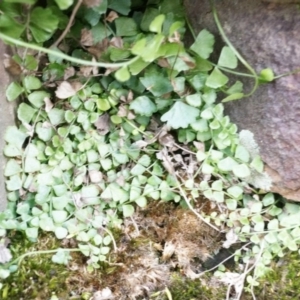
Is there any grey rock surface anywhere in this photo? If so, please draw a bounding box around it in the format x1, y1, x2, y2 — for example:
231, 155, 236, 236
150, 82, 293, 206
0, 41, 16, 211
185, 0, 300, 200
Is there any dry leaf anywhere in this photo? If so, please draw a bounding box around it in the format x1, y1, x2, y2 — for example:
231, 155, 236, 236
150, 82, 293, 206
110, 37, 123, 48
81, 28, 94, 46
93, 287, 114, 300
133, 140, 148, 148
44, 97, 54, 113
104, 67, 118, 76
157, 58, 170, 69
193, 141, 205, 152
0, 239, 12, 264
83, 0, 103, 8
223, 229, 239, 249
158, 128, 175, 148
23, 123, 34, 137
94, 113, 110, 135
106, 11, 119, 23
64, 67, 75, 80
79, 65, 94, 77
55, 81, 77, 99
89, 170, 103, 183
3, 54, 22, 76
156, 148, 175, 175
117, 105, 127, 117
162, 241, 176, 261
88, 39, 109, 59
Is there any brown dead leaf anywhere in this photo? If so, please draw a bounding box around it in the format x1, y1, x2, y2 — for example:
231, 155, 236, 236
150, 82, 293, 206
104, 67, 118, 76
3, 55, 22, 76
117, 105, 127, 117
156, 148, 175, 175
106, 11, 119, 23
64, 67, 75, 80
157, 58, 170, 69
180, 54, 196, 69
44, 97, 54, 113
81, 28, 94, 46
55, 81, 77, 99
87, 39, 109, 59
94, 113, 110, 135
83, 0, 103, 8
79, 65, 94, 77
193, 141, 205, 152
110, 36, 123, 49
158, 128, 175, 148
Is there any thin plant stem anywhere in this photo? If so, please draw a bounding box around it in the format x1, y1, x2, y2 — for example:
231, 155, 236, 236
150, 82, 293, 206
51, 0, 83, 48
210, 1, 259, 97
0, 32, 140, 68
11, 248, 80, 266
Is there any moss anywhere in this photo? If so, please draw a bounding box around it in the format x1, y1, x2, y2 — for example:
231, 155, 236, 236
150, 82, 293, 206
1, 232, 70, 299
250, 252, 300, 300
158, 273, 227, 300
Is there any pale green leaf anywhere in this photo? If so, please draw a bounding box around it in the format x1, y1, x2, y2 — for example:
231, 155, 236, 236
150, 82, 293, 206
235, 145, 250, 163
54, 0, 74, 10
206, 67, 229, 89
123, 204, 134, 217
23, 76, 42, 91
161, 101, 200, 129
28, 91, 50, 108
190, 29, 215, 59
55, 227, 68, 239
223, 93, 244, 103
4, 159, 21, 176
149, 14, 165, 33
218, 46, 238, 69
129, 96, 157, 117
217, 157, 238, 172
39, 217, 55, 231
227, 186, 243, 199
262, 193, 275, 206
115, 67, 131, 82
48, 108, 65, 125
17, 103, 37, 123
185, 93, 202, 107
250, 155, 264, 173
232, 164, 251, 178
52, 210, 68, 223
6, 82, 24, 101
135, 196, 147, 207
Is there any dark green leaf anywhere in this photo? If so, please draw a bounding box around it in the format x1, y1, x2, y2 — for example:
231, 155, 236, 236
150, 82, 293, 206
108, 0, 131, 15
115, 17, 138, 36
140, 67, 173, 96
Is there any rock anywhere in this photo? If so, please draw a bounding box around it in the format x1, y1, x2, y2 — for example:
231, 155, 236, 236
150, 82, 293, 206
185, 0, 300, 201
0, 41, 16, 211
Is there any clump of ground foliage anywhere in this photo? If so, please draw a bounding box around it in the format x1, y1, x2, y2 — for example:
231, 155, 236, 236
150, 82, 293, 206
1, 0, 300, 299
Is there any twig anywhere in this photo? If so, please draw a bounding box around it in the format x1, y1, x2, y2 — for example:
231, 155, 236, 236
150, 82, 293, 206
51, 0, 83, 48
